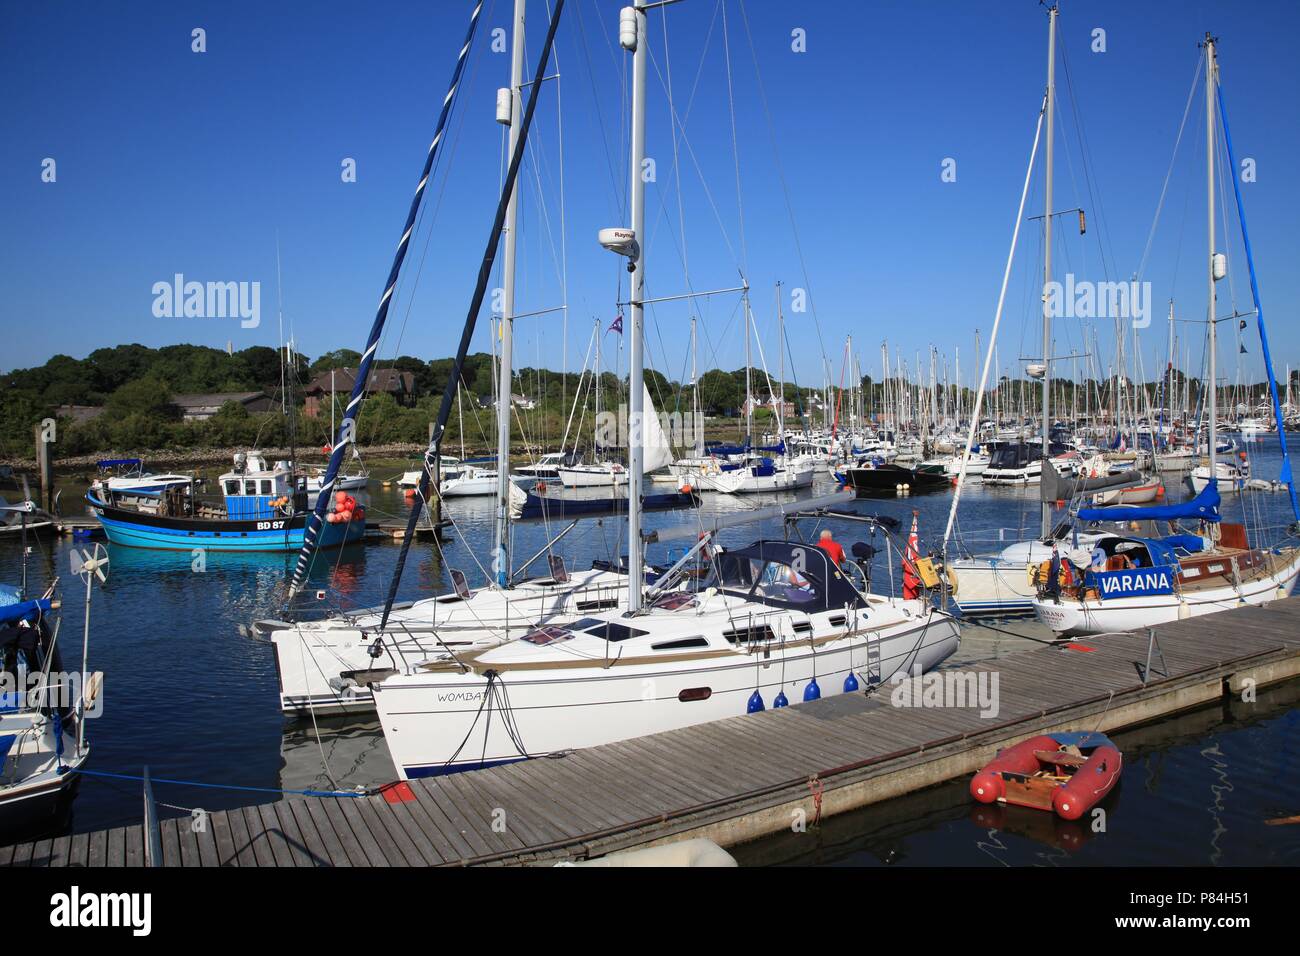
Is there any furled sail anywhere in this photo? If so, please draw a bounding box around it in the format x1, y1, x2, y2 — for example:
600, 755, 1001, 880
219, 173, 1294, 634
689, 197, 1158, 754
1076, 481, 1220, 524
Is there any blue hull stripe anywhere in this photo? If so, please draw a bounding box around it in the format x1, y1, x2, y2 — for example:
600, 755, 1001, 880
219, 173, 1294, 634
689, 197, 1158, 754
404, 757, 528, 779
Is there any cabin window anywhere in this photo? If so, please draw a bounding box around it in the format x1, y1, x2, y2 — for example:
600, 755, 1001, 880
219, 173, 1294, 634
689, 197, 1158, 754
582, 621, 648, 643
521, 625, 573, 646
244, 480, 258, 495
722, 624, 777, 644
653, 637, 709, 651
260, 480, 274, 495
678, 687, 712, 702
224, 480, 240, 495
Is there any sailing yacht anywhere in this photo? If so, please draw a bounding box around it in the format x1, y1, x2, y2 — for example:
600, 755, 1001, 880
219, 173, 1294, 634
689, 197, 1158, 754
1031, 33, 1300, 635
372, 1, 960, 779
374, 538, 960, 778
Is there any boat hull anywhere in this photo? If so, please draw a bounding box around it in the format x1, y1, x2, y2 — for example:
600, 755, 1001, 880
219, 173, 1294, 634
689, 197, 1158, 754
374, 612, 961, 778
89, 499, 365, 552
1033, 549, 1300, 635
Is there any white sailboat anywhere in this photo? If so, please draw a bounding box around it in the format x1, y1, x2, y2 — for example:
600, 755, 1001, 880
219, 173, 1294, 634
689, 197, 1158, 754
1032, 33, 1300, 635
372, 2, 960, 777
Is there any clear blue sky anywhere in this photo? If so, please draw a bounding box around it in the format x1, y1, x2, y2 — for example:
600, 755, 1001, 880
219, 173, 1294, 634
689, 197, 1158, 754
3, 0, 1298, 391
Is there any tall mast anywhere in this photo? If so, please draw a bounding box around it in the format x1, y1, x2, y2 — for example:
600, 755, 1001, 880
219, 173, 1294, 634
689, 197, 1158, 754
1040, 2, 1057, 538
744, 292, 753, 447
493, 0, 527, 587
776, 281, 785, 445
623, 2, 648, 612
691, 315, 702, 455
1205, 33, 1218, 496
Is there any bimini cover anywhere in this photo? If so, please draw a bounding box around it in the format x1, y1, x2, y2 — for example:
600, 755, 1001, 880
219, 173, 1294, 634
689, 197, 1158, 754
1077, 481, 1221, 524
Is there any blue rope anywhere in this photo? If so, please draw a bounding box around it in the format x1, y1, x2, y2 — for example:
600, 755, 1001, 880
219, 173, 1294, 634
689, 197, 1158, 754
66, 766, 363, 799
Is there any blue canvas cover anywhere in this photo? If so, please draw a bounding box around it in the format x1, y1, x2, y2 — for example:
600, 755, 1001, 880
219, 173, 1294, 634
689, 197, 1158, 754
1077, 481, 1220, 524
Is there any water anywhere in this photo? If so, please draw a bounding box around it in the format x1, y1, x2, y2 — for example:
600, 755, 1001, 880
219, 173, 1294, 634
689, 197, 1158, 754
2, 436, 1296, 853
732, 678, 1300, 867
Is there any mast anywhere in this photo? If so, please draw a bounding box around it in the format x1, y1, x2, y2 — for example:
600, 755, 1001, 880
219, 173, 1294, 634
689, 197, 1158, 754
493, 0, 527, 588
691, 316, 702, 455
1205, 33, 1218, 497
744, 291, 753, 447
623, 2, 648, 613
1040, 2, 1057, 538
288, 1, 486, 597
776, 282, 785, 446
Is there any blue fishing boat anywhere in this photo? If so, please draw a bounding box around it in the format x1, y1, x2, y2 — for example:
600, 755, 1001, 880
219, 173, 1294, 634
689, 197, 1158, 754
87, 453, 366, 552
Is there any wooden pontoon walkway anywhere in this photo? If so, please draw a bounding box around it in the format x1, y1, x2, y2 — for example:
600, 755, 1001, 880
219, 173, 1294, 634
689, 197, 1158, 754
6, 598, 1300, 867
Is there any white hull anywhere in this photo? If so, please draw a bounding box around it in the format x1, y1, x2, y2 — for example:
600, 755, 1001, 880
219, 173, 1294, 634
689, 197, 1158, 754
557, 465, 629, 488
697, 465, 815, 495
981, 460, 1043, 485
949, 557, 1037, 615
1089, 481, 1162, 506
267, 567, 630, 714
374, 603, 961, 778
1033, 549, 1300, 635
1189, 463, 1249, 495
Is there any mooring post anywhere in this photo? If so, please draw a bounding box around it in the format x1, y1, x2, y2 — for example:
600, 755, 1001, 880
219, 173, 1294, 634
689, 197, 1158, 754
34, 423, 53, 512
142, 765, 162, 867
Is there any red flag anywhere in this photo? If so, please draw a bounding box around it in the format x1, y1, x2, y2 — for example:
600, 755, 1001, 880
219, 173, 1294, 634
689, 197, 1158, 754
903, 509, 921, 600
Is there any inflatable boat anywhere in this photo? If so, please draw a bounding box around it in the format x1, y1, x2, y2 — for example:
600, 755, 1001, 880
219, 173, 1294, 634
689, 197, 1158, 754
970, 731, 1121, 820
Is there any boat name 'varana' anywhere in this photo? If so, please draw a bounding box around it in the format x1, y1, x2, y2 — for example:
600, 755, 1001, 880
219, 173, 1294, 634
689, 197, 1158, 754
1097, 568, 1175, 598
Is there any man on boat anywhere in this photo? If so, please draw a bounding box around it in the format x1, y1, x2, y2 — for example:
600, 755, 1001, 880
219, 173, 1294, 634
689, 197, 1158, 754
818, 529, 846, 568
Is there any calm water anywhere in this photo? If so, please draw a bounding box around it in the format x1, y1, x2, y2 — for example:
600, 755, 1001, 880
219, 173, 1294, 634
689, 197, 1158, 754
2, 435, 1296, 858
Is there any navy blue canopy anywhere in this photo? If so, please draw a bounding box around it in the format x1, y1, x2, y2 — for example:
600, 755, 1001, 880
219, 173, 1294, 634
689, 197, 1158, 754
1077, 481, 1220, 524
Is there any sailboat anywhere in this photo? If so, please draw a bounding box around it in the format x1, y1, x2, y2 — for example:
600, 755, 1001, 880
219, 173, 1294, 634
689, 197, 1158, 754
268, 0, 655, 715
372, 2, 960, 777
1032, 33, 1300, 636
0, 524, 103, 838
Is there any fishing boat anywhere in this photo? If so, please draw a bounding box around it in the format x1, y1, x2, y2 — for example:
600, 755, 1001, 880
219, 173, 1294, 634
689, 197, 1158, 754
970, 731, 1121, 820
88, 452, 365, 551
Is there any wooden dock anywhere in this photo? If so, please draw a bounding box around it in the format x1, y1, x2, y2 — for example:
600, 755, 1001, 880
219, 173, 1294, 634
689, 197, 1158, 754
6, 598, 1300, 867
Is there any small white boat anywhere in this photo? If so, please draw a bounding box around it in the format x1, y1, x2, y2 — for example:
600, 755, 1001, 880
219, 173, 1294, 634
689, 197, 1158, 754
557, 462, 629, 488
90, 458, 193, 496
1189, 459, 1250, 495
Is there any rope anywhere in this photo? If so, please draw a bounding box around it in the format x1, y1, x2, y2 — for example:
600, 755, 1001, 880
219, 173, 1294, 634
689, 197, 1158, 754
67, 767, 362, 799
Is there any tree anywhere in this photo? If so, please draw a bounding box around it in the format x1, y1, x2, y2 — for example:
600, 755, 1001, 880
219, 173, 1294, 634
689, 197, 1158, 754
310, 349, 362, 374
106, 376, 177, 419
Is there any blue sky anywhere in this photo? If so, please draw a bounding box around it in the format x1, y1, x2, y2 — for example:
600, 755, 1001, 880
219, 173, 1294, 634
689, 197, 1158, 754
3, 0, 1298, 391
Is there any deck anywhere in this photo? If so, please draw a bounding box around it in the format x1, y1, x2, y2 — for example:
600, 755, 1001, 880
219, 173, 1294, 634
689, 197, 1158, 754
5, 597, 1300, 866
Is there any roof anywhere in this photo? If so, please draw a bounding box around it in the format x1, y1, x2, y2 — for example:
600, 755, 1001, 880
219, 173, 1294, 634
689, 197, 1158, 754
172, 391, 266, 408
306, 367, 414, 395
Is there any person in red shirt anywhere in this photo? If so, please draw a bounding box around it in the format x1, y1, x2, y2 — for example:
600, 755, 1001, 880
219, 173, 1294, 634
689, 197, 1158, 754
817, 529, 846, 568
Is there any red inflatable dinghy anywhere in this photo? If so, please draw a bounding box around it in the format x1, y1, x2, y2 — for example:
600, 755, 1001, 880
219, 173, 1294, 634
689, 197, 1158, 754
970, 731, 1121, 820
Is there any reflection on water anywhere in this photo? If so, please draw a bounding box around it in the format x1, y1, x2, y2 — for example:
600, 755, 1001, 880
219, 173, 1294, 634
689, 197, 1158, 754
732, 677, 1300, 867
